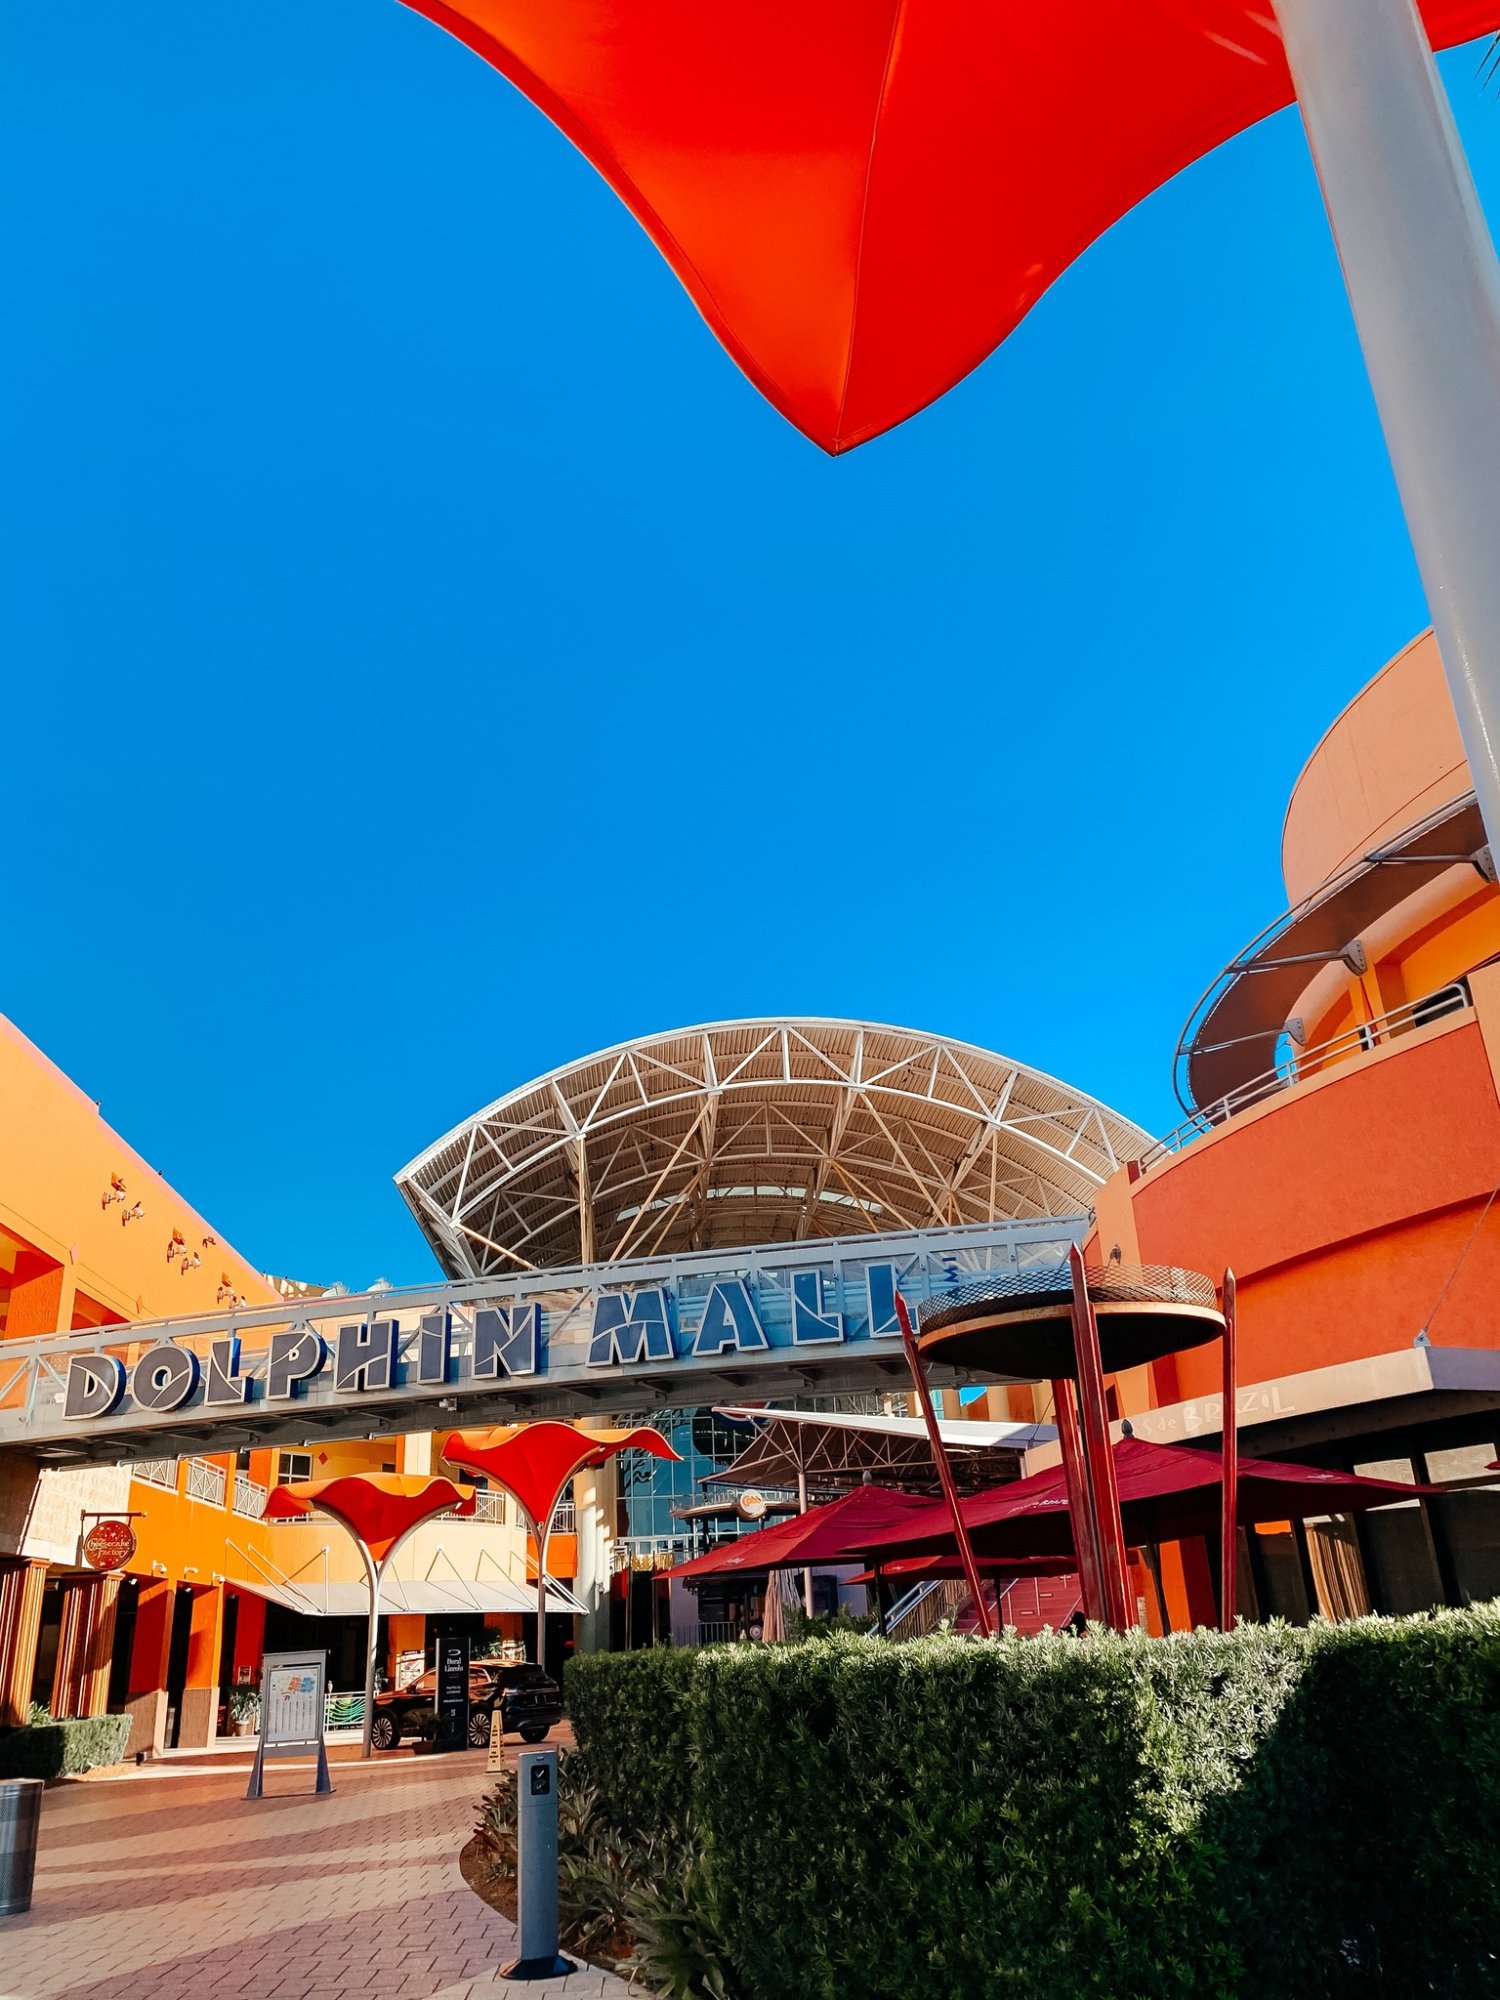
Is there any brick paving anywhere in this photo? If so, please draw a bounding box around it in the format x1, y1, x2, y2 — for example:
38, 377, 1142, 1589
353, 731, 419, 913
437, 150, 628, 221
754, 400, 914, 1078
2, 1737, 631, 2000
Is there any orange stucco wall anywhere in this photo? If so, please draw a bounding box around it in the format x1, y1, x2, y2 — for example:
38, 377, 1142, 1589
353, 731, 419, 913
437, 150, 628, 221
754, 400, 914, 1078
1127, 1001, 1500, 1402
0, 1015, 276, 1333
1281, 630, 1469, 902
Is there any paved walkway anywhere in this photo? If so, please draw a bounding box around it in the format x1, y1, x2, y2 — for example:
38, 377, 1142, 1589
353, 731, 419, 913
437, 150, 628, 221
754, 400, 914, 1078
3, 1739, 632, 2000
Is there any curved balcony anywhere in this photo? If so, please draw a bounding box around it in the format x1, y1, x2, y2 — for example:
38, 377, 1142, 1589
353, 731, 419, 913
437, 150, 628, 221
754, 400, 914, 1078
916, 1262, 1222, 1381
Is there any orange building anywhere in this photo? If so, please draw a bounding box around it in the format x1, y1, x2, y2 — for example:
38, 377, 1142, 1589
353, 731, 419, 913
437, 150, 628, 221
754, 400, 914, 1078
0, 1022, 574, 1750
1070, 630, 1500, 1630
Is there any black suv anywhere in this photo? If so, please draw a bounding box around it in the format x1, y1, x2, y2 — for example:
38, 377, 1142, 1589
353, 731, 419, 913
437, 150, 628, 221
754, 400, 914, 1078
369, 1661, 563, 1751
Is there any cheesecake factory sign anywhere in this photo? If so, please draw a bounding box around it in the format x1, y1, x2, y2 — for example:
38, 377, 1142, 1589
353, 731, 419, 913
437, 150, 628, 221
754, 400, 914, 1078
3, 1219, 1081, 1457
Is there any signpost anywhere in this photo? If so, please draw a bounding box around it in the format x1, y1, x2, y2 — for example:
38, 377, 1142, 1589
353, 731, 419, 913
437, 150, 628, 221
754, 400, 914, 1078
246, 1648, 332, 1800
434, 1634, 469, 1754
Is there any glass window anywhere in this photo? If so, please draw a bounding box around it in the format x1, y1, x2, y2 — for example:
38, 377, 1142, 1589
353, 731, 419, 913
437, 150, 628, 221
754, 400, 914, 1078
276, 1450, 313, 1485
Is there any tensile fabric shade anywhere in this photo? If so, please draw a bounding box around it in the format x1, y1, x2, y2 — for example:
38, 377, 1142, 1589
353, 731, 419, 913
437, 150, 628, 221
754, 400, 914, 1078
261, 1472, 475, 1563
441, 1420, 679, 1531
669, 1484, 937, 1579
401, 1, 1500, 453
850, 1437, 1434, 1564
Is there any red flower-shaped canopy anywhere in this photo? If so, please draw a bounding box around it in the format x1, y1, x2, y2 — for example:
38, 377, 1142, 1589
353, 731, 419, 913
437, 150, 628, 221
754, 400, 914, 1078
403, 1, 1500, 453
262, 1472, 475, 1563
441, 1421, 680, 1530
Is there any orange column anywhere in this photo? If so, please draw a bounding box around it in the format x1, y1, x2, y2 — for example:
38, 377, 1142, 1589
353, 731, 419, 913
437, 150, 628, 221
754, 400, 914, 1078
230, 1590, 265, 1685
0, 1557, 48, 1728
178, 1587, 224, 1747
125, 1578, 175, 1757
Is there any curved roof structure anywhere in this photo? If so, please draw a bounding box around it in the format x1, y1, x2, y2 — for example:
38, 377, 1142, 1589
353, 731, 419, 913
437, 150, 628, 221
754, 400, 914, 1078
396, 1019, 1148, 1278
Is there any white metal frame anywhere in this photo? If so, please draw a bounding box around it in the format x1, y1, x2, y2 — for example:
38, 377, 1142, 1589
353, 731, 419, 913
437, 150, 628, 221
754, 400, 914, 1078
395, 1018, 1148, 1278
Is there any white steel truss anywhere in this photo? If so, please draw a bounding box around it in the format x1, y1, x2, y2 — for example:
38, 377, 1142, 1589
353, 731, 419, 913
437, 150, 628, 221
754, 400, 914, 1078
395, 1019, 1148, 1278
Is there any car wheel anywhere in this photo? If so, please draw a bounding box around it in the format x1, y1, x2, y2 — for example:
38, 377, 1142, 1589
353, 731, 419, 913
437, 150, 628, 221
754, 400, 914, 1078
467, 1709, 492, 1749
369, 1711, 400, 1751
519, 1725, 549, 1743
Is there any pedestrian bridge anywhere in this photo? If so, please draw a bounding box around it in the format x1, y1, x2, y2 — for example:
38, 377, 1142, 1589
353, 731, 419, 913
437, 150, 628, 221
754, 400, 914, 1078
0, 1217, 1083, 1466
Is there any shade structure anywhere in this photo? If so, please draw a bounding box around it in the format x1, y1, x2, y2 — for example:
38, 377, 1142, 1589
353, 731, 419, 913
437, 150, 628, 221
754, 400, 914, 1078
850, 1437, 1435, 1566
440, 1421, 680, 1532
261, 1472, 477, 1756
668, 1484, 938, 1580
401, 1, 1500, 454
260, 1472, 476, 1562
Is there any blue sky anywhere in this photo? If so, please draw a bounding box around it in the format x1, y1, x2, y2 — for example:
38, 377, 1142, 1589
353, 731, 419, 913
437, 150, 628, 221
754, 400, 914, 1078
4, 6, 1499, 1287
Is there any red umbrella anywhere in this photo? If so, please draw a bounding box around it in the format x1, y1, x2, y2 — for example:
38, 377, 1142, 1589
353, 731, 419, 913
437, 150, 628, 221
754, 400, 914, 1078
400, 1, 1500, 454
669, 1484, 935, 1579
843, 1553, 1076, 1587
849, 1436, 1434, 1566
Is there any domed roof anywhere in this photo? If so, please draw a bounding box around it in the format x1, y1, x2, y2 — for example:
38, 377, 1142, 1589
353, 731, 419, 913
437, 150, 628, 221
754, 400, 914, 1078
395, 1018, 1147, 1278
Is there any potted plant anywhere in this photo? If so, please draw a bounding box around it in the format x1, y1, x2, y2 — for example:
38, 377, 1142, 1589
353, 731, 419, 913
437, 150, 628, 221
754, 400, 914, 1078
228, 1687, 260, 1737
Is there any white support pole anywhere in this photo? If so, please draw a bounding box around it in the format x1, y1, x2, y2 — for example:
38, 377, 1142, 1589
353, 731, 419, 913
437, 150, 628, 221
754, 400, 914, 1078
1273, 0, 1500, 848
358, 1540, 380, 1760
532, 1503, 552, 1666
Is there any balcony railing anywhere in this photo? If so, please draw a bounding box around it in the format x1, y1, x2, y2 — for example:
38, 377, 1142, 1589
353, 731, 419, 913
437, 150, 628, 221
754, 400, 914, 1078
233, 1473, 267, 1518
1139, 981, 1471, 1171
128, 1458, 177, 1491
550, 1502, 576, 1534
184, 1457, 227, 1506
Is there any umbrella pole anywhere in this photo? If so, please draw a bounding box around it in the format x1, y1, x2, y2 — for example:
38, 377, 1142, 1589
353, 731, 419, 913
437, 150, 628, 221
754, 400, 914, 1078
1068, 1245, 1132, 1632
1273, 0, 1500, 854
1051, 1375, 1105, 1625
1220, 1270, 1240, 1633
873, 1562, 892, 1639
892, 1289, 994, 1638
796, 1466, 814, 1620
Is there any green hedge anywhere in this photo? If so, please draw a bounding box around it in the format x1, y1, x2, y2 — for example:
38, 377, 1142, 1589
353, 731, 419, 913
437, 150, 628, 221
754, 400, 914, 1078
569, 1608, 1500, 2000
0, 1713, 133, 1782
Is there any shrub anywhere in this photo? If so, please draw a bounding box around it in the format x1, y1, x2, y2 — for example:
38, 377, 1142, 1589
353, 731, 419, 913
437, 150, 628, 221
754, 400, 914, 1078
0, 1713, 132, 1781
565, 1645, 699, 1838
568, 1607, 1500, 2000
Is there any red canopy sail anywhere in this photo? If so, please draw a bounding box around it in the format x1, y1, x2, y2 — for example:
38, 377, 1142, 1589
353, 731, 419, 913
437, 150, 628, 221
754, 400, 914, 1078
402, 1, 1500, 452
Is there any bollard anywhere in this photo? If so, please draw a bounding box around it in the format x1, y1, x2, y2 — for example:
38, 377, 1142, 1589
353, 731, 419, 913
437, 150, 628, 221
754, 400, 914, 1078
502, 1748, 575, 1981
0, 1779, 43, 1918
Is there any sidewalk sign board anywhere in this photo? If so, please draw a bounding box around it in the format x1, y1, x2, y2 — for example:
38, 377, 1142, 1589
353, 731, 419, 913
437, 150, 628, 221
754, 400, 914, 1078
435, 1634, 469, 1753
246, 1648, 332, 1799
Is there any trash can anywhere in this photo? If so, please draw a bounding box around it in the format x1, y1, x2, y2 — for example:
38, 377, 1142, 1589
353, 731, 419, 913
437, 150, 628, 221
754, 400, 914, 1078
0, 1778, 43, 1917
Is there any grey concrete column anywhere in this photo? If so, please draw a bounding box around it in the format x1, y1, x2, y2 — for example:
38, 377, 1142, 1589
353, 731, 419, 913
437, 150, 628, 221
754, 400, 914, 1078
1274, 0, 1500, 846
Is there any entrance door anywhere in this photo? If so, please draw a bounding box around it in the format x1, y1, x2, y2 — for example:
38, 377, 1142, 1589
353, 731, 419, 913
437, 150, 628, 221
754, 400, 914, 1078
164, 1587, 194, 1749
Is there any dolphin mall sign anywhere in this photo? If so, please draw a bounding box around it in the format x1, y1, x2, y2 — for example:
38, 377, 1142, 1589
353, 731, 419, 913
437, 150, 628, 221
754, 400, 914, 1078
0, 1219, 1084, 1465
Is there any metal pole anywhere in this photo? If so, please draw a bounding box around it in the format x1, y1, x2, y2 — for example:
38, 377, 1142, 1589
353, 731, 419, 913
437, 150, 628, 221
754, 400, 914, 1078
1273, 0, 1500, 849
531, 1503, 552, 1668
892, 1289, 994, 1639
795, 1464, 814, 1620
358, 1539, 380, 1760
1220, 1270, 1240, 1634
1051, 1375, 1105, 1624
1067, 1246, 1132, 1632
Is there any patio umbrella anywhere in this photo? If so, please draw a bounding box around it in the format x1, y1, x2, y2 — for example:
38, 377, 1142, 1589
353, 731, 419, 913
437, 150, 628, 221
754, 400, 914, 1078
849, 1436, 1436, 1569
668, 1484, 937, 1580
442, 1422, 679, 1660
262, 1472, 476, 1757
399, 1, 1500, 455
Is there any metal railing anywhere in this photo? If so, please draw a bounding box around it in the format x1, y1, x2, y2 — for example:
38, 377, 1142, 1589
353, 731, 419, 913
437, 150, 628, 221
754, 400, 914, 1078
128, 1458, 178, 1490
696, 1621, 741, 1646
919, 1261, 1218, 1335
184, 1457, 227, 1506
550, 1502, 576, 1534
883, 1577, 968, 1641
1140, 980, 1471, 1171
232, 1473, 266, 1517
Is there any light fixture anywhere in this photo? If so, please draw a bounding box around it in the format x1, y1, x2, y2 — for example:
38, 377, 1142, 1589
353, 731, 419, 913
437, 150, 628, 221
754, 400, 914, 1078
121, 1202, 145, 1226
